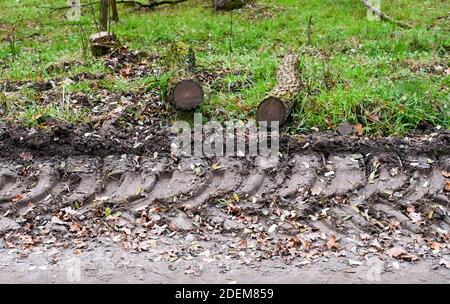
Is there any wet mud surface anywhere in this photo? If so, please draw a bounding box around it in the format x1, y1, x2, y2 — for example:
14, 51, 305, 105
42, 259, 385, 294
1, 126, 450, 283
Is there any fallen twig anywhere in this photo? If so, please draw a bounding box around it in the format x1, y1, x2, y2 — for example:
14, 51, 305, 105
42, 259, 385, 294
361, 0, 411, 28
39, 0, 188, 11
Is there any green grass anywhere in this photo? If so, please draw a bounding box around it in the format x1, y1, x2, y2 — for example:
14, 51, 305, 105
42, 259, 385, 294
0, 0, 449, 134
20, 102, 89, 127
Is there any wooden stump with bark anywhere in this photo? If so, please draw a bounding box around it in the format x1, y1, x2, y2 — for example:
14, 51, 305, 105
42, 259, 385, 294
256, 53, 301, 126
213, 0, 252, 11
90, 31, 118, 57
167, 46, 204, 110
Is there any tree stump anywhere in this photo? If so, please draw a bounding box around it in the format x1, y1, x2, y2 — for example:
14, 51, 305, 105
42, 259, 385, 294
256, 53, 301, 126
213, 0, 251, 11
167, 46, 204, 110
171, 79, 204, 110
90, 32, 117, 57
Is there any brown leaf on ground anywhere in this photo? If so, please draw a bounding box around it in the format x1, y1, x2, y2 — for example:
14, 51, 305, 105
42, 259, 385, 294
12, 193, 25, 202
445, 181, 450, 192
386, 246, 405, 258
238, 239, 247, 248
19, 152, 33, 161
5, 242, 16, 248
366, 112, 380, 122
326, 234, 338, 250
354, 123, 364, 136
386, 247, 417, 261
430, 242, 441, 250
407, 205, 415, 214
299, 237, 312, 251
442, 170, 450, 178
400, 253, 418, 261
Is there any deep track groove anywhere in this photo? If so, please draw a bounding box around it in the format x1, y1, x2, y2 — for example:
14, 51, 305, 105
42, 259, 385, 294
0, 131, 448, 247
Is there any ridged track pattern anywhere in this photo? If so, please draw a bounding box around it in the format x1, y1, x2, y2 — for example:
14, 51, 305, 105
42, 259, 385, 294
0, 153, 449, 236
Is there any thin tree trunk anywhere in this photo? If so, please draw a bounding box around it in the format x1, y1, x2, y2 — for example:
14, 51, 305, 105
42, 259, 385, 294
100, 0, 109, 31
110, 0, 119, 22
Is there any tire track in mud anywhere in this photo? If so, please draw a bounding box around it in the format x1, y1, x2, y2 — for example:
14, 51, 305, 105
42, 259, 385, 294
0, 128, 449, 251
1, 148, 449, 241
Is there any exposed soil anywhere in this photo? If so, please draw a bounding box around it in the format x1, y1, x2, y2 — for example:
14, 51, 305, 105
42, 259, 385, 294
1, 125, 449, 283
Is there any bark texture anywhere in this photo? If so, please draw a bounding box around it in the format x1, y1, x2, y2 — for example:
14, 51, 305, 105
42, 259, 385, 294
110, 0, 119, 21
256, 53, 301, 126
100, 0, 109, 31
90, 31, 117, 57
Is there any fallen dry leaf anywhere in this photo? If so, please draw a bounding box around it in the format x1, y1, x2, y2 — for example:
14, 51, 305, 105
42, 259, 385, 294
19, 151, 33, 161
407, 205, 415, 214
238, 239, 247, 248
445, 181, 450, 192
354, 123, 364, 136
430, 242, 441, 250
211, 163, 222, 171
326, 234, 338, 250
386, 247, 417, 261
442, 170, 450, 178
233, 192, 240, 202
386, 247, 406, 258
299, 237, 311, 251
5, 241, 16, 248
366, 112, 380, 122
12, 193, 25, 202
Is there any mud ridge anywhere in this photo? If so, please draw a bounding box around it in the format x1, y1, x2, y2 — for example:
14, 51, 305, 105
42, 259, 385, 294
0, 131, 448, 233
0, 127, 449, 270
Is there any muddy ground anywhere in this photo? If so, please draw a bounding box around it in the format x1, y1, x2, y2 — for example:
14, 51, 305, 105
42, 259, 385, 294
0, 123, 449, 283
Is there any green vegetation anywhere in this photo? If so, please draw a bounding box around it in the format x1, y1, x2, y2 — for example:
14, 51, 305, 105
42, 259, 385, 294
0, 0, 448, 134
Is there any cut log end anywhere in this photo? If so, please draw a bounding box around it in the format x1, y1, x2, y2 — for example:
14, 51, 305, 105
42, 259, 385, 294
256, 52, 301, 126
256, 97, 288, 126
173, 80, 204, 110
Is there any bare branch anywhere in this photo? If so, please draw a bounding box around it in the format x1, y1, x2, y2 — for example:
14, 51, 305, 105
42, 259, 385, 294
361, 0, 411, 28
39, 0, 188, 11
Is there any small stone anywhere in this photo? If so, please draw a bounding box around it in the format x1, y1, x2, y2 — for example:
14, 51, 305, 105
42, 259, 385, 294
171, 213, 193, 231
50, 224, 69, 236
337, 121, 354, 136
324, 171, 335, 177
268, 224, 277, 234
392, 261, 400, 270
0, 217, 20, 234
223, 219, 244, 231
